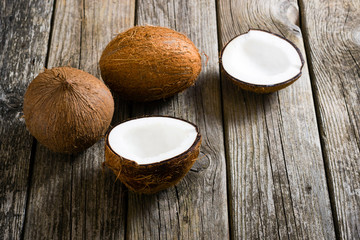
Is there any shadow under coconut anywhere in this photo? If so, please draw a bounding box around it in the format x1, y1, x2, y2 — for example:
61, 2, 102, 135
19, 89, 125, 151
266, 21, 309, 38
25, 143, 128, 238
110, 91, 132, 126
130, 94, 180, 116
69, 143, 128, 238
24, 144, 73, 237
221, 73, 280, 118
126, 166, 206, 235
189, 150, 210, 173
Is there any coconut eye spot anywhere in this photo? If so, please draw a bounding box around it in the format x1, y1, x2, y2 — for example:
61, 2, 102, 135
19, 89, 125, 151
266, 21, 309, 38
108, 117, 198, 165
221, 30, 303, 85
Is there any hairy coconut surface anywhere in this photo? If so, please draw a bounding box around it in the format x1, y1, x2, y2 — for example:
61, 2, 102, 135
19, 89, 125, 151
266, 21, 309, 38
104, 116, 201, 194
23, 67, 114, 154
99, 26, 202, 101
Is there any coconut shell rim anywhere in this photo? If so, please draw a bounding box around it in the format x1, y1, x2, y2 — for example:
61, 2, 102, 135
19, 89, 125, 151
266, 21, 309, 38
105, 115, 201, 167
219, 28, 305, 90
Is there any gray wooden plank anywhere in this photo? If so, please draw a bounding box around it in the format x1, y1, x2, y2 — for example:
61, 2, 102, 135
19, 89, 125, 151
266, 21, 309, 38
23, 0, 135, 239
0, 1, 55, 239
299, 0, 360, 239
217, 0, 335, 239
126, 0, 229, 239
71, 0, 134, 239
23, 1, 81, 239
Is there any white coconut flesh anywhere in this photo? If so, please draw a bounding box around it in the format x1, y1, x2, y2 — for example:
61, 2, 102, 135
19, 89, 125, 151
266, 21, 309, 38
108, 117, 198, 165
221, 30, 303, 85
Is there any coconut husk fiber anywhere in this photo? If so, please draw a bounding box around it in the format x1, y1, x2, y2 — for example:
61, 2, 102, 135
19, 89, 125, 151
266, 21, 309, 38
99, 26, 202, 102
104, 132, 202, 194
23, 67, 114, 154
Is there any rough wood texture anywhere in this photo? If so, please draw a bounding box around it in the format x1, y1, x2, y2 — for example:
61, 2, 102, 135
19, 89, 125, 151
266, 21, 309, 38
71, 1, 133, 238
300, 0, 360, 239
23, 0, 135, 239
217, 0, 335, 239
2, 0, 359, 239
126, 0, 229, 239
0, 1, 54, 239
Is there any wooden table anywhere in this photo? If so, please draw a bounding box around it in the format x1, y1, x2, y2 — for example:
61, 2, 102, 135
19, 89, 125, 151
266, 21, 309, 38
1, 0, 359, 239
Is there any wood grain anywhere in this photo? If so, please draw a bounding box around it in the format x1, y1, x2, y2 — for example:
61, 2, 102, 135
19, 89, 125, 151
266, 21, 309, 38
2, 0, 357, 239
126, 0, 229, 239
23, 0, 135, 239
0, 1, 54, 239
71, 1, 134, 239
217, 0, 335, 239
300, 0, 360, 239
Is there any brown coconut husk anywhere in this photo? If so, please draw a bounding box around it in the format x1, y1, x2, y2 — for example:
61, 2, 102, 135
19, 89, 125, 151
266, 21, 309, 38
220, 68, 302, 93
23, 67, 114, 154
104, 120, 202, 194
99, 26, 202, 102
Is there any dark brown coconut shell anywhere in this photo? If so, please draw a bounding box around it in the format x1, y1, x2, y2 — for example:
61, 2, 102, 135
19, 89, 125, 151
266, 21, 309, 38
220, 29, 304, 93
23, 67, 114, 154
99, 26, 202, 101
104, 117, 202, 194
221, 70, 303, 93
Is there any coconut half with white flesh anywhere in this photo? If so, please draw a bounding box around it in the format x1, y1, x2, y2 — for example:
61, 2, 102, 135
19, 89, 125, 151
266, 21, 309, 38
220, 29, 304, 93
104, 116, 201, 194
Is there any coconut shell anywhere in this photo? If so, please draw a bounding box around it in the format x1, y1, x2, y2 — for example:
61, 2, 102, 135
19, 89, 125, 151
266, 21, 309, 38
104, 124, 201, 194
99, 26, 202, 102
221, 67, 303, 93
220, 29, 304, 93
23, 67, 114, 154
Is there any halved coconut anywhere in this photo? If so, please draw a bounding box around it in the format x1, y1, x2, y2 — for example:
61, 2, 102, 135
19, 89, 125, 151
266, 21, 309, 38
220, 29, 304, 93
104, 116, 201, 194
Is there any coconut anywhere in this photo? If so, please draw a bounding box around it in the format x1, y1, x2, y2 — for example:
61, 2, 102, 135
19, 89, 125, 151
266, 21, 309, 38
23, 67, 114, 154
99, 26, 202, 101
220, 29, 304, 93
104, 116, 201, 194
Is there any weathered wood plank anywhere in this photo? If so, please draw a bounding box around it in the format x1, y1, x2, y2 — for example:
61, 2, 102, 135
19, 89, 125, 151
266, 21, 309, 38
299, 0, 360, 239
127, 0, 229, 239
23, 1, 81, 239
23, 0, 135, 239
217, 0, 335, 239
0, 1, 54, 239
71, 1, 134, 239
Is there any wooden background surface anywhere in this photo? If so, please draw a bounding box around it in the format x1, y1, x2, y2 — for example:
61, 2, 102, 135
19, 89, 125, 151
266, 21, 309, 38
1, 0, 359, 239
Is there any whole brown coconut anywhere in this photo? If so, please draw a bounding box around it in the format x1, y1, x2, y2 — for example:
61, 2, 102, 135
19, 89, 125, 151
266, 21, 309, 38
104, 116, 201, 194
99, 26, 202, 102
23, 67, 114, 154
